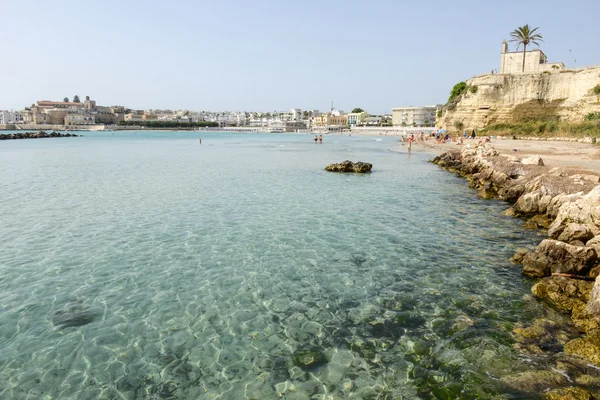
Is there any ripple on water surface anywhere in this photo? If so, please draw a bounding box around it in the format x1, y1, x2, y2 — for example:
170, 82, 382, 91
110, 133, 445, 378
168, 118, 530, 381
0, 132, 579, 399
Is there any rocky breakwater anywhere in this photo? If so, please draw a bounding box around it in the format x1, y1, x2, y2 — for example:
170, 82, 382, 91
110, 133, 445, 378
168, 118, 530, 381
433, 144, 600, 398
0, 130, 80, 140
325, 160, 372, 173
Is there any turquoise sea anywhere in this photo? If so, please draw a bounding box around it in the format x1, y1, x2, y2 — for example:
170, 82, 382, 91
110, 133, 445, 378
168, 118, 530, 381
0, 131, 571, 399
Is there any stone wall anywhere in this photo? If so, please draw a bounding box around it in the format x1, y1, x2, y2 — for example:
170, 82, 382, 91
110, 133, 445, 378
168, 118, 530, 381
439, 67, 600, 131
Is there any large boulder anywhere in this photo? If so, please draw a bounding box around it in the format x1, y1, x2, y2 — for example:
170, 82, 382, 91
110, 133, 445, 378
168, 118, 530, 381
531, 276, 593, 313
557, 223, 594, 244
549, 186, 600, 238
522, 239, 597, 277
325, 160, 372, 173
521, 155, 545, 166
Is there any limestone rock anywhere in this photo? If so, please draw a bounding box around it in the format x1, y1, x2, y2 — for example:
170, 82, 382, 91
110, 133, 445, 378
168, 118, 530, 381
588, 276, 600, 316
502, 154, 520, 163
586, 236, 600, 255
557, 223, 594, 244
511, 318, 571, 354
583, 175, 600, 184
564, 332, 600, 365
511, 248, 529, 264
549, 186, 600, 238
531, 276, 593, 313
545, 387, 594, 400
521, 155, 545, 166
549, 167, 568, 177
325, 160, 372, 173
502, 369, 568, 393
522, 239, 597, 277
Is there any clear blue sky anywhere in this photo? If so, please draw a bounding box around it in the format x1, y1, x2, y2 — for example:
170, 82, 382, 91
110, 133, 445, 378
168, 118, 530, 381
1, 0, 598, 114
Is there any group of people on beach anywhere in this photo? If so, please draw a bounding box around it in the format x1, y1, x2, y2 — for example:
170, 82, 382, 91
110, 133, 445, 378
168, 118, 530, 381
401, 129, 493, 153
313, 134, 323, 143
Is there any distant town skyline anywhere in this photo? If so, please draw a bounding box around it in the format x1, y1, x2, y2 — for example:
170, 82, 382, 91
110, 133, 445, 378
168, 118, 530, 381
1, 0, 599, 113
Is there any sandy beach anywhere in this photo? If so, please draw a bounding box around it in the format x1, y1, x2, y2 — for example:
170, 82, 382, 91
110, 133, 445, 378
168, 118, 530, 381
391, 137, 600, 174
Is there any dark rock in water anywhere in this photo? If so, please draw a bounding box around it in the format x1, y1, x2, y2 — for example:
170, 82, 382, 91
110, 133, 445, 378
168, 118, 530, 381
51, 304, 96, 328
325, 160, 372, 173
150, 381, 178, 399
292, 347, 328, 369
0, 131, 80, 141
350, 253, 367, 266
270, 356, 290, 383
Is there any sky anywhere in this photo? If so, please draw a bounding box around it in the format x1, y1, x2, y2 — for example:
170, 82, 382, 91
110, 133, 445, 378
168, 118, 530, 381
1, 0, 599, 114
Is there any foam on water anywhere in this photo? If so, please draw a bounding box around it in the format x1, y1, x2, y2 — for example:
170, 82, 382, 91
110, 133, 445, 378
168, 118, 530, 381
0, 132, 577, 398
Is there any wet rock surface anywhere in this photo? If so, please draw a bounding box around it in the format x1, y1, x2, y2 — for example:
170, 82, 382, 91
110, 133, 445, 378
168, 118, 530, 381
0, 130, 80, 140
433, 143, 600, 391
324, 160, 372, 173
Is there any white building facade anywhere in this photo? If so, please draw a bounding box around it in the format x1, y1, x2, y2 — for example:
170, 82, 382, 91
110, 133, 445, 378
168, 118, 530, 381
0, 110, 23, 124
392, 106, 439, 127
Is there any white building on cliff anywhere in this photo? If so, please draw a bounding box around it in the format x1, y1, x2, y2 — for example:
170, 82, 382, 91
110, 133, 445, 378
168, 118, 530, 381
500, 40, 565, 74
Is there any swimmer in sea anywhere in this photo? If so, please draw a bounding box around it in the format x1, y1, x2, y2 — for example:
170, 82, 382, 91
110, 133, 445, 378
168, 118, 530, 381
314, 135, 318, 143
319, 134, 323, 143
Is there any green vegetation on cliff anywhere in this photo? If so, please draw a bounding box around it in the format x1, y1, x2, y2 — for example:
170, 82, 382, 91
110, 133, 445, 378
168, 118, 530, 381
118, 121, 219, 128
481, 120, 600, 137
447, 82, 467, 104
585, 112, 600, 121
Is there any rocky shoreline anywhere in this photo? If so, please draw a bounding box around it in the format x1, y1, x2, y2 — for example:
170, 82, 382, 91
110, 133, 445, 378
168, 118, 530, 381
433, 144, 600, 398
0, 131, 80, 140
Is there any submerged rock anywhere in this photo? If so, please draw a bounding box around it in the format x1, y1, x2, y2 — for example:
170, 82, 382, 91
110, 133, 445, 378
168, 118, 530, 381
270, 356, 290, 383
291, 347, 328, 369
51, 304, 97, 328
545, 387, 595, 400
531, 276, 593, 314
325, 160, 372, 173
502, 369, 569, 393
511, 318, 573, 354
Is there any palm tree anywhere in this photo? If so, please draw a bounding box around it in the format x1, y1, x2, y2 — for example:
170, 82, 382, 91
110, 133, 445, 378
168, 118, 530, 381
509, 25, 543, 72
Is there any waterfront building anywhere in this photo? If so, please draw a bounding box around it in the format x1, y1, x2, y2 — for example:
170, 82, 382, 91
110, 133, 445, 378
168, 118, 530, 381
347, 112, 369, 126
36, 100, 82, 110
65, 113, 95, 126
365, 116, 382, 126
392, 106, 439, 127
45, 109, 70, 125
500, 40, 564, 74
124, 112, 144, 122
314, 113, 348, 131
0, 110, 23, 124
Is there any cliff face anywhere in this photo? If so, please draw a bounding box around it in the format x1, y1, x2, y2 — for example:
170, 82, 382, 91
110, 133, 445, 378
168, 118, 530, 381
439, 67, 600, 130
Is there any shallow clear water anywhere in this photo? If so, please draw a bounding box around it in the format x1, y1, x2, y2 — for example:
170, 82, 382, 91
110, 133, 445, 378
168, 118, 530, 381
0, 131, 553, 399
